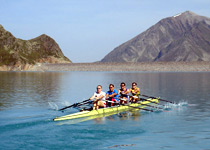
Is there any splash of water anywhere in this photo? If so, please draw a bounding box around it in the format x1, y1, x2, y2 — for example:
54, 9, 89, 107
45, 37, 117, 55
48, 102, 58, 110
177, 101, 188, 106
165, 101, 188, 108
152, 100, 188, 112
61, 101, 71, 107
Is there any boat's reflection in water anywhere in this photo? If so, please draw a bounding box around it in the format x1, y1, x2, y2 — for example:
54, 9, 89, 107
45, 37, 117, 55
117, 110, 141, 121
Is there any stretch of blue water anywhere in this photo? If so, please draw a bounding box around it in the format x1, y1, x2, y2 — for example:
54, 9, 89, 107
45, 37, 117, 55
0, 72, 210, 150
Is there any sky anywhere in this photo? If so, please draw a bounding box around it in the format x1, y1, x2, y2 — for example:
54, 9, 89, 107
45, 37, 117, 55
0, 0, 210, 63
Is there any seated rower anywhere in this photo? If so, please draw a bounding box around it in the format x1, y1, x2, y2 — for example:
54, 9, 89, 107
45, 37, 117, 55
130, 82, 140, 103
89, 85, 106, 110
105, 84, 119, 107
118, 82, 130, 104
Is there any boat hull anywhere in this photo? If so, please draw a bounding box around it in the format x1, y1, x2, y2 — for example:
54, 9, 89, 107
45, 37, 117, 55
53, 98, 158, 121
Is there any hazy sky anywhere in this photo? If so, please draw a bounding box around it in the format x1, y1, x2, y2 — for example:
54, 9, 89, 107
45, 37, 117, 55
0, 0, 210, 62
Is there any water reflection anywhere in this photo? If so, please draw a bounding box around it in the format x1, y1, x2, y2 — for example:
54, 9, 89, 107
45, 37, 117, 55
0, 72, 210, 114
0, 72, 65, 109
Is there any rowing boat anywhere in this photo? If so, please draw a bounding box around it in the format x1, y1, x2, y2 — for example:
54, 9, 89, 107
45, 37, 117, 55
54, 98, 159, 121
53, 98, 159, 121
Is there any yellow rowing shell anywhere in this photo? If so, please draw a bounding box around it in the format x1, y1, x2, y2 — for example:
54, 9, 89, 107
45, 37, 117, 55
53, 98, 159, 121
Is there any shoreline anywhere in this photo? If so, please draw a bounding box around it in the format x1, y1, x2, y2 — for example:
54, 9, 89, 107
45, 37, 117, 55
1, 62, 210, 72
27, 62, 210, 72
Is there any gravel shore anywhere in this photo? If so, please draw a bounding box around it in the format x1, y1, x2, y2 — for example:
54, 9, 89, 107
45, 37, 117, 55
33, 62, 210, 72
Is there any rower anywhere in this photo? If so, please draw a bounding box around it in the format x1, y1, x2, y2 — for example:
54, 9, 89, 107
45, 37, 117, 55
118, 82, 130, 104
130, 82, 140, 103
89, 85, 106, 110
105, 84, 119, 107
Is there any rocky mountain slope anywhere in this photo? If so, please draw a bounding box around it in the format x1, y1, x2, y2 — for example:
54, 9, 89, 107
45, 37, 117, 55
101, 11, 210, 62
0, 24, 71, 67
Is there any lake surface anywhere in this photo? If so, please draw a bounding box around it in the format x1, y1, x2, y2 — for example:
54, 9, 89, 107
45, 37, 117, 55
0, 71, 210, 150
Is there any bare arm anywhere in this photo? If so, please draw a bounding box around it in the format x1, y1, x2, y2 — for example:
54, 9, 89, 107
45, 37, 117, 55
134, 88, 140, 94
111, 92, 117, 97
130, 88, 139, 95
106, 92, 117, 98
130, 88, 134, 94
124, 89, 130, 95
89, 93, 96, 100
136, 88, 140, 93
96, 94, 104, 100
105, 93, 109, 99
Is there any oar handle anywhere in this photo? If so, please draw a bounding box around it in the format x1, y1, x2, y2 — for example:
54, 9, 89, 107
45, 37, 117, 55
105, 98, 120, 104
114, 97, 128, 101
129, 95, 139, 99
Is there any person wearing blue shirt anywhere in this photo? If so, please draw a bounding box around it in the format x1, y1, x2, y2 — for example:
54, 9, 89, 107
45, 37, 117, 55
106, 84, 119, 107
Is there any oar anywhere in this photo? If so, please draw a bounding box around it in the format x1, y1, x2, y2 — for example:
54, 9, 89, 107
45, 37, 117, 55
138, 102, 163, 109
59, 99, 91, 111
128, 95, 164, 109
130, 95, 158, 105
74, 101, 93, 108
104, 97, 153, 112
121, 103, 153, 112
140, 94, 175, 104
140, 97, 166, 107
128, 96, 162, 110
130, 96, 168, 109
115, 97, 153, 112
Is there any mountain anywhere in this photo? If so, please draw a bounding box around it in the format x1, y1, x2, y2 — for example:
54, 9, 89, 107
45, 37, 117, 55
101, 11, 210, 62
0, 24, 71, 67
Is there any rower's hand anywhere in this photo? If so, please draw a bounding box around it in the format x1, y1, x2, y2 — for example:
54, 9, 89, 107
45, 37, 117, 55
73, 103, 78, 107
89, 100, 93, 103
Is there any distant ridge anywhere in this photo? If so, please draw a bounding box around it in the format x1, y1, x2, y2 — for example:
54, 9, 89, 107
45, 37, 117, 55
0, 24, 71, 67
101, 11, 210, 62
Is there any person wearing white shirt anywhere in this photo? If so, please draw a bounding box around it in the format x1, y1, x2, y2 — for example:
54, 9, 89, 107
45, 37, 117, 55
89, 85, 106, 110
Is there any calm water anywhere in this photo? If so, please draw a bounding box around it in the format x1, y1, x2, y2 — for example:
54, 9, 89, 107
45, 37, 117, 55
0, 71, 210, 150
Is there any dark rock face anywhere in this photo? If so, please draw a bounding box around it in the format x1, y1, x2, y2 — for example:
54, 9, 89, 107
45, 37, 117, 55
0, 25, 71, 66
101, 11, 210, 62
